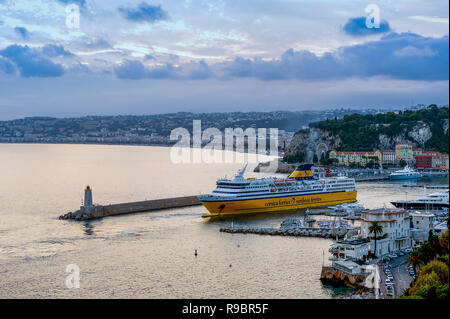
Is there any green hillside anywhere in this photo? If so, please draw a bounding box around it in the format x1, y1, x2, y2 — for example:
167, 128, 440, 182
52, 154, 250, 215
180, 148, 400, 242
309, 105, 449, 153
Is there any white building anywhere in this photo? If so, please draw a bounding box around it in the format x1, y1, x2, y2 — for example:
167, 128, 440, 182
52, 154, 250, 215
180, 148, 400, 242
360, 208, 412, 256
410, 228, 429, 244
329, 239, 372, 261
382, 150, 395, 164
410, 211, 434, 233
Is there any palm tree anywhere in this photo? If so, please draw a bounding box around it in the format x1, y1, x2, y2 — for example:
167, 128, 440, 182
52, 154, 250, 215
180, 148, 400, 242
368, 221, 383, 258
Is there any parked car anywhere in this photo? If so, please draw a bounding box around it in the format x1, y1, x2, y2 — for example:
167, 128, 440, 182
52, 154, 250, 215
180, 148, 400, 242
397, 252, 405, 256
404, 248, 412, 253
385, 279, 391, 285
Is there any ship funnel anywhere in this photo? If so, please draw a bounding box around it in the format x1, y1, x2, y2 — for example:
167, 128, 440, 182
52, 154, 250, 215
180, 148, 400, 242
289, 164, 314, 180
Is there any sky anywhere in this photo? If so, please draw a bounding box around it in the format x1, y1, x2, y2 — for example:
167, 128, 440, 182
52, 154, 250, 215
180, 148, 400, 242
0, 0, 448, 120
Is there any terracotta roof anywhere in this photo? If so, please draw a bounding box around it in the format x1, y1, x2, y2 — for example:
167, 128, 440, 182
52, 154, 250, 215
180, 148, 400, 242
360, 219, 395, 223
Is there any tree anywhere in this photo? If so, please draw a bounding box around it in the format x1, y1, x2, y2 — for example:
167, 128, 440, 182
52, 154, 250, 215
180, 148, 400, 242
409, 250, 420, 268
313, 154, 318, 163
440, 231, 449, 255
399, 159, 407, 167
368, 221, 383, 258
420, 259, 449, 285
409, 272, 441, 295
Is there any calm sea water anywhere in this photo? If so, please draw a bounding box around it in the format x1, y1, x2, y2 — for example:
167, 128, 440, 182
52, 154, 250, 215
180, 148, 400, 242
0, 144, 447, 298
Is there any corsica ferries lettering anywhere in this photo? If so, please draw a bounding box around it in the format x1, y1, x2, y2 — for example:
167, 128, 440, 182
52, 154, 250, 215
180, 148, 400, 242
264, 196, 323, 207
198, 164, 357, 217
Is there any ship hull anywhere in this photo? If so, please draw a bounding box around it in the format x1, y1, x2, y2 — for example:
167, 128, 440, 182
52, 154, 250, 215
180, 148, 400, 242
200, 191, 357, 217
390, 201, 448, 210
390, 174, 422, 180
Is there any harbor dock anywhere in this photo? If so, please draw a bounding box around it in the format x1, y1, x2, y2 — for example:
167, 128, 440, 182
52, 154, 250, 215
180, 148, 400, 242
59, 186, 201, 221
220, 226, 345, 238
219, 216, 354, 238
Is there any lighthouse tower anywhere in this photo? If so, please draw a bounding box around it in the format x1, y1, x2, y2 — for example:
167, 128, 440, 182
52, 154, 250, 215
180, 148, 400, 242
83, 185, 93, 208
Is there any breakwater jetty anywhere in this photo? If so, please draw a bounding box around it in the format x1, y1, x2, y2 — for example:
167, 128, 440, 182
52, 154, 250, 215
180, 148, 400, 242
59, 186, 201, 221
220, 226, 343, 238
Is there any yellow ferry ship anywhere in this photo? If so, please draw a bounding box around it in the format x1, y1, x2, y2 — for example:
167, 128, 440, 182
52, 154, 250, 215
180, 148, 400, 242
199, 164, 357, 217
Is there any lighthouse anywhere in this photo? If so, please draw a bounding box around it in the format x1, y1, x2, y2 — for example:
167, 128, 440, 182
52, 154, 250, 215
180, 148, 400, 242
83, 185, 93, 208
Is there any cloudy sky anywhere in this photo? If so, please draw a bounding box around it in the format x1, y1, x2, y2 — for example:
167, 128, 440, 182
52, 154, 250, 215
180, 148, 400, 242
0, 0, 448, 119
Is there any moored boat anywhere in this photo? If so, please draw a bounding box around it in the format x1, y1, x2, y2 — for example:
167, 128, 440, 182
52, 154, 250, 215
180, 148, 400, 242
389, 165, 422, 180
391, 190, 449, 210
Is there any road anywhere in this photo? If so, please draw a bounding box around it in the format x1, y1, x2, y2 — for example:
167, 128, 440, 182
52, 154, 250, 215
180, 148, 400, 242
377, 255, 414, 298
393, 260, 414, 296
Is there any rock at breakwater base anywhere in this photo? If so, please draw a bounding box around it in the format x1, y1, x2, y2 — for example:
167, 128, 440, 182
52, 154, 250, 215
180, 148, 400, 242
320, 266, 373, 291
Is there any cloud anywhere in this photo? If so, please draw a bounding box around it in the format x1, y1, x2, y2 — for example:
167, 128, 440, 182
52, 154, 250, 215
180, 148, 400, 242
114, 59, 212, 80
113, 32, 447, 82
14, 27, 29, 40
56, 0, 86, 8
114, 60, 149, 79
144, 54, 156, 60
219, 32, 448, 81
0, 45, 66, 77
409, 16, 449, 24
118, 2, 169, 23
83, 38, 111, 49
41, 44, 73, 57
0, 56, 16, 75
343, 16, 391, 36
394, 45, 437, 57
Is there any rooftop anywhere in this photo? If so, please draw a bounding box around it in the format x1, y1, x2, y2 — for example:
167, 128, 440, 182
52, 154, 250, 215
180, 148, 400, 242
361, 208, 407, 215
336, 239, 369, 245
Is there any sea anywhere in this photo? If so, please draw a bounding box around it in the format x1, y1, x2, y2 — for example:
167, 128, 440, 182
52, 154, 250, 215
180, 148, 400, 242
0, 144, 447, 298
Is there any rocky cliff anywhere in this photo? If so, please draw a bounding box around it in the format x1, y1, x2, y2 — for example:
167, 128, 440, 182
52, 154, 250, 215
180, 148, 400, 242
284, 106, 449, 163
285, 128, 342, 163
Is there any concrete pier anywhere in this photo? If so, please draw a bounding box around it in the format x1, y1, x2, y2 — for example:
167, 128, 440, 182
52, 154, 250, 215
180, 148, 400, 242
219, 225, 348, 239
59, 186, 202, 220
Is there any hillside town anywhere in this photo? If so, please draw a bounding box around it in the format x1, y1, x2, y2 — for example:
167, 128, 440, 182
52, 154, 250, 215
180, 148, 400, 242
0, 106, 433, 148
329, 142, 449, 170
0, 109, 367, 146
